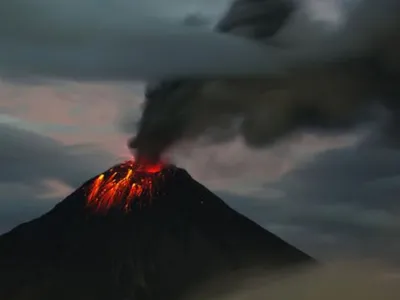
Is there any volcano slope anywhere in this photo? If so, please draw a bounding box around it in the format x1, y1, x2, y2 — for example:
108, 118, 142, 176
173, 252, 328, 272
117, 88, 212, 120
0, 163, 314, 300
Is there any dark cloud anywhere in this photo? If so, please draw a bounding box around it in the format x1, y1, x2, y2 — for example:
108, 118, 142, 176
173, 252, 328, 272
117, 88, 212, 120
0, 182, 59, 233
182, 14, 211, 27
0, 0, 283, 81
0, 123, 115, 233
0, 123, 115, 186
221, 138, 400, 262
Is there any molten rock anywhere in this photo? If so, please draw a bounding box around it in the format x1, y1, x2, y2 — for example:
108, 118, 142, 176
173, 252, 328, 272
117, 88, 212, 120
86, 159, 166, 213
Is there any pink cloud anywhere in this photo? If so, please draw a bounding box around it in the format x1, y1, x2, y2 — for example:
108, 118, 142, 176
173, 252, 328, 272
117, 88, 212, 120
0, 81, 144, 158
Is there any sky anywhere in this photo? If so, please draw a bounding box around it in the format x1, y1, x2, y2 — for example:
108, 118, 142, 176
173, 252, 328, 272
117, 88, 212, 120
1, 0, 400, 264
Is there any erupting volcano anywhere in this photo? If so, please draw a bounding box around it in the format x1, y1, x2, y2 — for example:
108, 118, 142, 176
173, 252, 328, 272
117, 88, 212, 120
86, 159, 166, 212
0, 162, 314, 300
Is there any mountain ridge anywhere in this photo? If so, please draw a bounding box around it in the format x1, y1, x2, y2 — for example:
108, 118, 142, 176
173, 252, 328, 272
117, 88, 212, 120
0, 164, 314, 300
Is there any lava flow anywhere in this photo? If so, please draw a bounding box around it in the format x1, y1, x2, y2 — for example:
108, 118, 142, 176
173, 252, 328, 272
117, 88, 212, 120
86, 159, 165, 212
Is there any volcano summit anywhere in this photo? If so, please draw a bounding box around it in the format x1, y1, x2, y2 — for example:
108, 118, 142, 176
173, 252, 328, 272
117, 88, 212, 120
85, 159, 167, 213
0, 161, 314, 300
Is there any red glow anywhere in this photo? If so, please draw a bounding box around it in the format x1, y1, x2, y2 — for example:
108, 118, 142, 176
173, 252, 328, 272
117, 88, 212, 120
86, 159, 165, 212
136, 161, 164, 174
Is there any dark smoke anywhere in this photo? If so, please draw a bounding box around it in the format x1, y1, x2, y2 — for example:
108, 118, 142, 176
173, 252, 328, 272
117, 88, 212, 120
131, 0, 400, 162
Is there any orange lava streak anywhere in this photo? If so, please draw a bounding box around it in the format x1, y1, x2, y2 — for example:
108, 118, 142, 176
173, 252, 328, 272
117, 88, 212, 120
88, 174, 104, 201
86, 159, 165, 212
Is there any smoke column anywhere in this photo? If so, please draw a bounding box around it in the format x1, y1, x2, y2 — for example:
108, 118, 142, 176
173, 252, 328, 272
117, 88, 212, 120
130, 0, 400, 162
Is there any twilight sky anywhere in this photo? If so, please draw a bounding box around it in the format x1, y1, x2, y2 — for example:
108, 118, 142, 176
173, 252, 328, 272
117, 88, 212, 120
1, 0, 399, 264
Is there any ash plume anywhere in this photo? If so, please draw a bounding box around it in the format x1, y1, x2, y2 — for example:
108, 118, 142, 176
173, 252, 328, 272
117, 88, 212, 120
130, 0, 400, 161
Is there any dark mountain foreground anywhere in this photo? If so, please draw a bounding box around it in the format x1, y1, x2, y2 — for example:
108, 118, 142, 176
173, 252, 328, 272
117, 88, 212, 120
0, 164, 314, 300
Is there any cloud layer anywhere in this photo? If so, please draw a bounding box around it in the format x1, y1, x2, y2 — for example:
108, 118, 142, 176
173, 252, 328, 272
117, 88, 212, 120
0, 0, 287, 81
223, 136, 400, 262
187, 262, 400, 300
0, 121, 115, 232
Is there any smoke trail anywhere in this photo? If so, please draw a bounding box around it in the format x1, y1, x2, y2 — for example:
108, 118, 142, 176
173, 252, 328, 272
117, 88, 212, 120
130, 0, 400, 162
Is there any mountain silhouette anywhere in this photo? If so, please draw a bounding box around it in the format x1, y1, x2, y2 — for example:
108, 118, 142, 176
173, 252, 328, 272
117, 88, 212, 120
0, 164, 314, 300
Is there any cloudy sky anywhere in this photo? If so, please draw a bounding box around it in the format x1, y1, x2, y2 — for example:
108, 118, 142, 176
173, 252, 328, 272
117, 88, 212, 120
1, 0, 399, 264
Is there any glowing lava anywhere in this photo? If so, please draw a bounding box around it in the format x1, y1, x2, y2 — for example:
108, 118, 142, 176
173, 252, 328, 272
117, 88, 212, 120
86, 159, 165, 212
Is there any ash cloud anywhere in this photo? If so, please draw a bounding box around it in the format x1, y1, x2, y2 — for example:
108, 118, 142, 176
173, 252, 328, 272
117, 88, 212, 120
130, 0, 400, 161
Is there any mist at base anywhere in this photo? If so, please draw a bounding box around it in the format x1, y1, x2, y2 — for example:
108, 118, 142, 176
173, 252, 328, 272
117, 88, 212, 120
185, 261, 400, 300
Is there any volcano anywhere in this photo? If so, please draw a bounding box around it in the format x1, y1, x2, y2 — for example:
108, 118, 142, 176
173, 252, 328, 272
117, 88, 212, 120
0, 161, 314, 300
